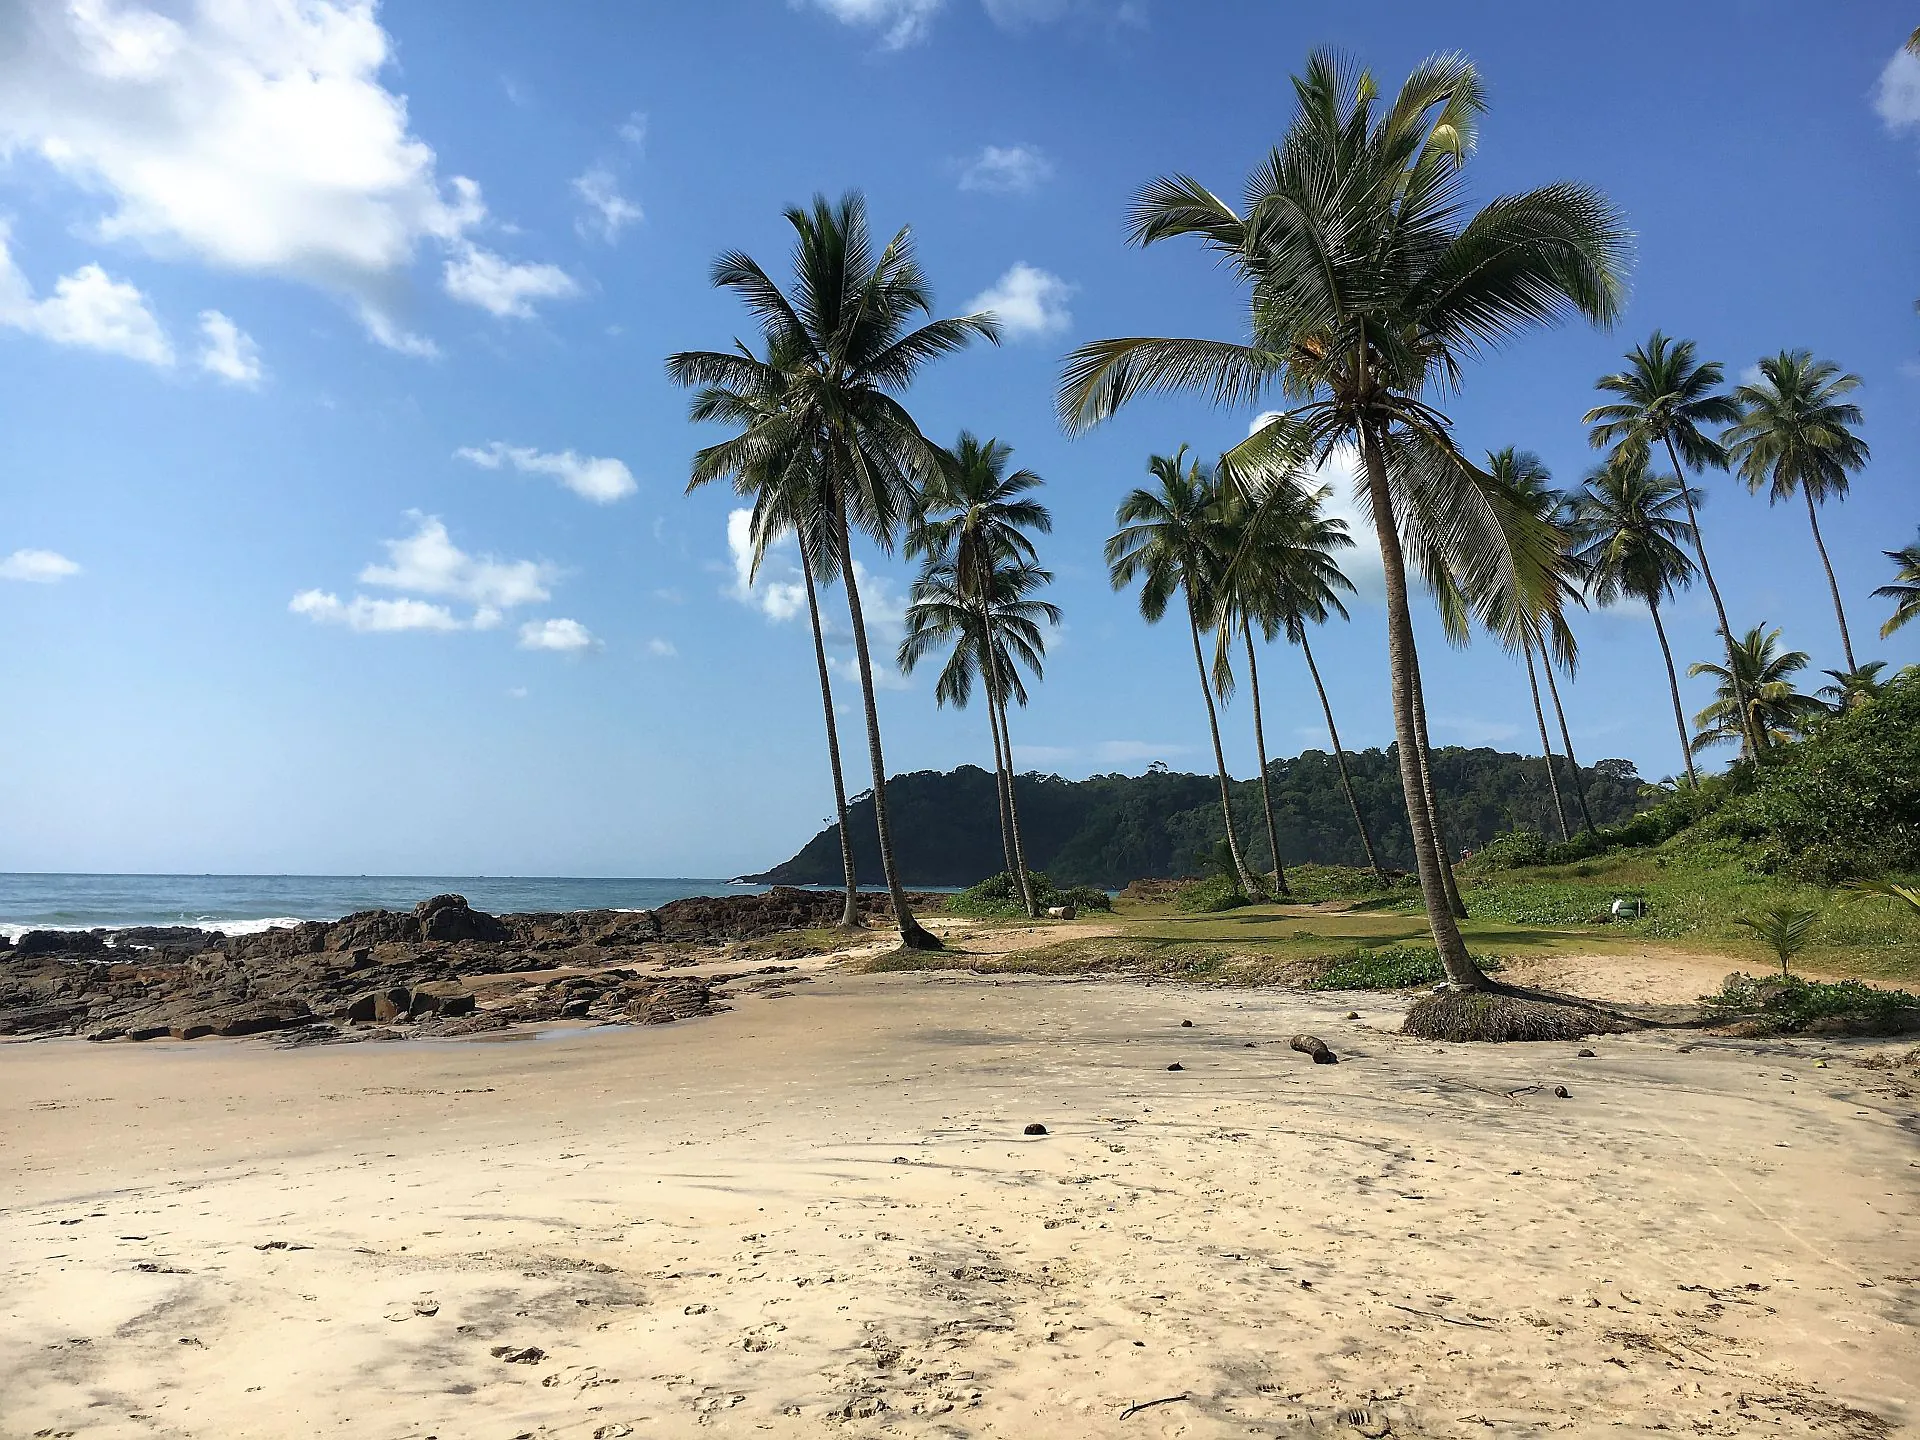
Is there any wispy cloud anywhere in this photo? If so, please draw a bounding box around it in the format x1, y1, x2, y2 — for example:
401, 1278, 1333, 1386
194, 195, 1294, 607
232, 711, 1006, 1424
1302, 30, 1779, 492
796, 0, 944, 48
442, 243, 579, 320
0, 223, 171, 367
573, 166, 642, 243
0, 548, 82, 583
457, 441, 637, 504
958, 143, 1053, 194
646, 637, 677, 658
290, 591, 462, 633
1876, 47, 1920, 130
968, 262, 1073, 340
197, 310, 261, 386
518, 617, 597, 652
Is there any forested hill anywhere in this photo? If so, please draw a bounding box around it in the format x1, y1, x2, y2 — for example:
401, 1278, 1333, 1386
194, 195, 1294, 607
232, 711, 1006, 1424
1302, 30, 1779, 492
746, 747, 1652, 889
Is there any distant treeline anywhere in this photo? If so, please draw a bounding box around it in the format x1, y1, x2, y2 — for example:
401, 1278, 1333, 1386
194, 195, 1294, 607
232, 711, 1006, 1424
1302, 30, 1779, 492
748, 747, 1651, 889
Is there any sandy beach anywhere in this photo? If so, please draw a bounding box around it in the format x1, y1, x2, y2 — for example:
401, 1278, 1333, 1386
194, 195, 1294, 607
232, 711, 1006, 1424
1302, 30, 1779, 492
4, 941, 1917, 1439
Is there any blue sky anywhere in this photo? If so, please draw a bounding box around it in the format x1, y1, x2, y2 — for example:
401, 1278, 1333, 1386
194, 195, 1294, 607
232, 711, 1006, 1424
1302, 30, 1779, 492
1, 0, 1916, 878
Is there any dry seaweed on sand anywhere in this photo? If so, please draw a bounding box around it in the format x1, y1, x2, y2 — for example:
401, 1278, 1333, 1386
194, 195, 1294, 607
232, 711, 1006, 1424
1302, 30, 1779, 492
1402, 986, 1638, 1043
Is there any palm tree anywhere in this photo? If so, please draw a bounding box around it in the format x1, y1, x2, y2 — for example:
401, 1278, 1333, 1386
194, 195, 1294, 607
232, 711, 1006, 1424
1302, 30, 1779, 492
1725, 351, 1870, 673
1909, 25, 1920, 54
1108, 448, 1261, 895
1212, 475, 1357, 894
1818, 661, 1888, 713
1059, 51, 1628, 990
899, 555, 1059, 914
668, 192, 998, 951
1688, 625, 1821, 757
1876, 535, 1920, 638
1585, 333, 1757, 758
912, 433, 1054, 916
1477, 448, 1593, 837
1566, 455, 1703, 785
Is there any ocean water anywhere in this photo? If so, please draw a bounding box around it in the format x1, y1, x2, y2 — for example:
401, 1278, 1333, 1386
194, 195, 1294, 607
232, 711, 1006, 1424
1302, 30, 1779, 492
0, 874, 784, 939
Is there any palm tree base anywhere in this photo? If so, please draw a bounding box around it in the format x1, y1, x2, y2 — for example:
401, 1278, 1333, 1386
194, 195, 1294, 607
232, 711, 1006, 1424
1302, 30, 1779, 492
895, 917, 944, 951
1402, 985, 1634, 1043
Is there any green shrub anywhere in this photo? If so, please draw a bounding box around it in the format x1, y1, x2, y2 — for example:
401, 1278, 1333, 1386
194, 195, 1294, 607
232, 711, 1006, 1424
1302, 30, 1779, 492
1467, 829, 1552, 871
1176, 875, 1256, 913
1704, 973, 1920, 1034
1308, 945, 1506, 991
1284, 863, 1418, 904
946, 871, 1113, 918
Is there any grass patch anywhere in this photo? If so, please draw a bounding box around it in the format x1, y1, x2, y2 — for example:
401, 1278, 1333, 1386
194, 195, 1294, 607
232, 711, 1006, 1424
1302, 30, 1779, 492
1282, 864, 1419, 905
1402, 989, 1628, 1043
1307, 945, 1506, 991
848, 935, 1314, 987
945, 872, 1113, 919
1703, 973, 1920, 1036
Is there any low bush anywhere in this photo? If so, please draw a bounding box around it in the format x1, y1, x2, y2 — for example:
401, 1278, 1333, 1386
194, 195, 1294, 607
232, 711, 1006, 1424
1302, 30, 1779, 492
946, 871, 1113, 918
1704, 972, 1920, 1035
1284, 863, 1417, 903
1176, 874, 1257, 913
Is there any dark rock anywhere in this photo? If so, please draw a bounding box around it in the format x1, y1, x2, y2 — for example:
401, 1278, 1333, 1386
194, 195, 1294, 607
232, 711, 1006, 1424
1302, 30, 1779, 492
1577, 1048, 1596, 1058
1554, 1085, 1572, 1098
1290, 1034, 1337, 1064
0, 1000, 92, 1035
1166, 1062, 1184, 1072
1180, 1019, 1193, 1027
1023, 1123, 1047, 1136
561, 999, 592, 1019
106, 926, 224, 951
415, 894, 510, 944
16, 929, 105, 957
373, 988, 411, 1022
341, 993, 377, 1023
492, 1345, 545, 1364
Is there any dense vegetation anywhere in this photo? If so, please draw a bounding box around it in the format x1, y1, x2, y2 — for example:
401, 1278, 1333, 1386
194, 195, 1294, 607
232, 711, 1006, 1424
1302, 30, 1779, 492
749, 744, 1650, 889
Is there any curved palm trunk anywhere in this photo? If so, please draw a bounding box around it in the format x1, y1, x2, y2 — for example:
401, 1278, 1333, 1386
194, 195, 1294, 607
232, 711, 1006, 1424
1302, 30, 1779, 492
1300, 632, 1383, 875
1665, 434, 1761, 760
801, 561, 863, 928
1803, 488, 1857, 674
987, 681, 1018, 881
1522, 640, 1570, 842
1185, 594, 1258, 895
980, 612, 1036, 917
834, 498, 939, 951
1242, 619, 1290, 897
1648, 599, 1699, 787
1540, 654, 1595, 834
995, 689, 1038, 915
1409, 654, 1467, 920
1360, 426, 1486, 988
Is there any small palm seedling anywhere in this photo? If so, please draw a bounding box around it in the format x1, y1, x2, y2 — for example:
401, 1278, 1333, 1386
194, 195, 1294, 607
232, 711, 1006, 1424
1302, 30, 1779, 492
1734, 904, 1817, 977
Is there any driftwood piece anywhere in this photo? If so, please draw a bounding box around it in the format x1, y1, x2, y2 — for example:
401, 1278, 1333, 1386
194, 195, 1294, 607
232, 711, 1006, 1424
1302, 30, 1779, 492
1290, 1033, 1337, 1064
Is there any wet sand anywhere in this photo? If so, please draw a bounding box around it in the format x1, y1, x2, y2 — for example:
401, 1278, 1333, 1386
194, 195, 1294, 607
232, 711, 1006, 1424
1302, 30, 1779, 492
3, 958, 1916, 1437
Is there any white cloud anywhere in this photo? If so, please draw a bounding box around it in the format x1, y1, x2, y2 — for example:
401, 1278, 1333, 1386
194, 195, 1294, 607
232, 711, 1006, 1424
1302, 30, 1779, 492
457, 441, 636, 504
518, 617, 595, 652
0, 223, 171, 365
197, 309, 260, 385
293, 514, 566, 637
646, 637, 677, 658
289, 589, 461, 633
0, 0, 569, 348
618, 112, 648, 150
441, 243, 578, 320
508, 685, 529, 699
726, 507, 810, 622
573, 166, 641, 243
358, 515, 554, 624
1248, 419, 1384, 605
967, 262, 1073, 340
958, 143, 1053, 195
1877, 49, 1920, 130
796, 0, 944, 47
0, 548, 81, 582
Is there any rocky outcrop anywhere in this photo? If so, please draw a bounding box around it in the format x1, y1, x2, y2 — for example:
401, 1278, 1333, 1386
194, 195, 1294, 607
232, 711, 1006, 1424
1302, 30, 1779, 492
0, 889, 887, 1046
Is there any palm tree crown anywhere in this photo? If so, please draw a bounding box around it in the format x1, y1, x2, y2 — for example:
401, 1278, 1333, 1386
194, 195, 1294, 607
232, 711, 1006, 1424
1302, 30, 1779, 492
1586, 332, 1741, 471
1565, 455, 1699, 610
1689, 626, 1822, 757
1725, 351, 1868, 507
1877, 536, 1920, 639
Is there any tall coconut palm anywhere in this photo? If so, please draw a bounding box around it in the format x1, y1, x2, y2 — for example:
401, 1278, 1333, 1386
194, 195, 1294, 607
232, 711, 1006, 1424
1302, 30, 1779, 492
1212, 475, 1356, 895
1060, 51, 1628, 990
1688, 625, 1822, 757
912, 433, 1053, 916
1585, 333, 1756, 757
1565, 455, 1703, 785
1876, 535, 1920, 638
1724, 351, 1870, 673
678, 332, 864, 926
1108, 448, 1260, 895
899, 556, 1059, 912
668, 192, 998, 951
